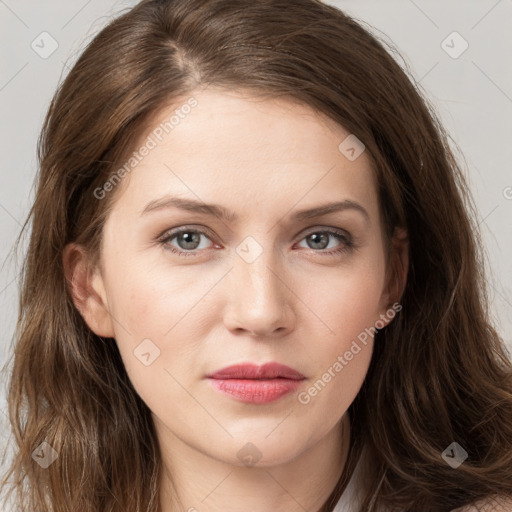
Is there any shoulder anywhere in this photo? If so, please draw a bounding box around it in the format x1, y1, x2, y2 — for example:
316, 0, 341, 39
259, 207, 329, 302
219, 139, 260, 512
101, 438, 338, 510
451, 495, 512, 512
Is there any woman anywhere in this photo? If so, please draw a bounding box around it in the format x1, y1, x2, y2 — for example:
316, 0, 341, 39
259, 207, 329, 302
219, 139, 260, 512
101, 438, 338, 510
1, 0, 511, 510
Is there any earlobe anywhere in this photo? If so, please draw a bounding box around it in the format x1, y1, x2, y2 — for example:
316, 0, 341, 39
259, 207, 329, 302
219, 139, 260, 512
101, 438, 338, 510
62, 243, 115, 338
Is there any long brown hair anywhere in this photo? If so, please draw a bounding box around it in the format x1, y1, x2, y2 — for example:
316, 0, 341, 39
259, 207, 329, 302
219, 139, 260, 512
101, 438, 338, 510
2, 0, 511, 510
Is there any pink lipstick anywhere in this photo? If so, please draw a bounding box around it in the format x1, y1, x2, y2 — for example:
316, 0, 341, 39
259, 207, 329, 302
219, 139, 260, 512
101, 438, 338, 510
207, 362, 305, 404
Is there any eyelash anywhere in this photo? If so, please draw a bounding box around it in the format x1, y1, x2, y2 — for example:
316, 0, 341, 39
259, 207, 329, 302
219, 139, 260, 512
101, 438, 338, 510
157, 226, 355, 258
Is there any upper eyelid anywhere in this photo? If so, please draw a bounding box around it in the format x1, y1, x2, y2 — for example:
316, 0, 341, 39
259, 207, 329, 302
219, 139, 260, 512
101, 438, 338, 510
159, 225, 216, 242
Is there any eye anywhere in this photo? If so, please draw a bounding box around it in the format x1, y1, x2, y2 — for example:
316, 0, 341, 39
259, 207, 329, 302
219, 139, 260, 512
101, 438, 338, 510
158, 227, 215, 257
157, 226, 355, 257
295, 228, 354, 256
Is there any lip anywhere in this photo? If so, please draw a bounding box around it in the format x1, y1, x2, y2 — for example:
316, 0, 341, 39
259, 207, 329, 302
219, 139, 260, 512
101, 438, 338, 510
207, 363, 306, 404
207, 362, 305, 380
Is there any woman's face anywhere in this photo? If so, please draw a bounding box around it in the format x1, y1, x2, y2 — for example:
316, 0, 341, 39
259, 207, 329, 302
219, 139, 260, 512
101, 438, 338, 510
77, 87, 404, 467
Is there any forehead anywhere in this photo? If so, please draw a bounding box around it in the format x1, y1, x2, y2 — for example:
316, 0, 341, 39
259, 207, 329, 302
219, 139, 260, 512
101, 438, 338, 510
108, 87, 379, 223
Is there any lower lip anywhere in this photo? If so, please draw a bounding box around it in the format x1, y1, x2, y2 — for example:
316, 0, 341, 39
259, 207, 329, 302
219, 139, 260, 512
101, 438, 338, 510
208, 378, 303, 404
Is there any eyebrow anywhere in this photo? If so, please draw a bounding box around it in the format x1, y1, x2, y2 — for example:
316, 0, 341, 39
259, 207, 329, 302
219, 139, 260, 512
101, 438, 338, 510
141, 196, 370, 224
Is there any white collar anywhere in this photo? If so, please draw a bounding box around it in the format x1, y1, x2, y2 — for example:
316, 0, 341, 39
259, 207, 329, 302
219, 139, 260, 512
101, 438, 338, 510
332, 447, 364, 512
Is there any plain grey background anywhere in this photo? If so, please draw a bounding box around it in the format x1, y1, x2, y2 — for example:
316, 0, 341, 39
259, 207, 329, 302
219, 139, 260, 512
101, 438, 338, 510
1, 0, 511, 490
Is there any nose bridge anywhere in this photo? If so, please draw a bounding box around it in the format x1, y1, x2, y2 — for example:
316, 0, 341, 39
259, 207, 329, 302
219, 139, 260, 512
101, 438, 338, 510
224, 234, 291, 334
234, 234, 283, 302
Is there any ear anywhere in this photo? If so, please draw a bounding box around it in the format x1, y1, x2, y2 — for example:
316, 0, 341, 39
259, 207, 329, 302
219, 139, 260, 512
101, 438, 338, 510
379, 226, 409, 320
62, 243, 115, 338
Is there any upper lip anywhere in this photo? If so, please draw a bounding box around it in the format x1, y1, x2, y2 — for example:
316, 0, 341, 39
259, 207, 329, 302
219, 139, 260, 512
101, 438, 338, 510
207, 362, 305, 380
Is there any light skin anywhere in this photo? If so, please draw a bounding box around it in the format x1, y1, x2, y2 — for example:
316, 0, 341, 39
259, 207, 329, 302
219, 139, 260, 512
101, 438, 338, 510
64, 87, 408, 512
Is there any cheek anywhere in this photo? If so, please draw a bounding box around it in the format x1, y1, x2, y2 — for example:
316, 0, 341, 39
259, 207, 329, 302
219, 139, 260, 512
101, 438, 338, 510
102, 256, 211, 391
298, 257, 385, 409
295, 273, 382, 418
104, 252, 188, 337
310, 258, 386, 337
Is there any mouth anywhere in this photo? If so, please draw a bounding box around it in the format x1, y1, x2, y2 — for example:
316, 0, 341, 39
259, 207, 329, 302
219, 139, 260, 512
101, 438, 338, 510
206, 362, 306, 404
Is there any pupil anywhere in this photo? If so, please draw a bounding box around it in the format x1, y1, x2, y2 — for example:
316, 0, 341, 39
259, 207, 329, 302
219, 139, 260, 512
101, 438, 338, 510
180, 232, 200, 249
310, 233, 328, 249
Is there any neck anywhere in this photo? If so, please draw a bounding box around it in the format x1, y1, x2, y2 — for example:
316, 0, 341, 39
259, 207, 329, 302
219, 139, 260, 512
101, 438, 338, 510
157, 413, 351, 512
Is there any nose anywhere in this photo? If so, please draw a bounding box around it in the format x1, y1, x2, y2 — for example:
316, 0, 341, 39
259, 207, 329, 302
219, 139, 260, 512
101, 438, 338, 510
222, 245, 295, 338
